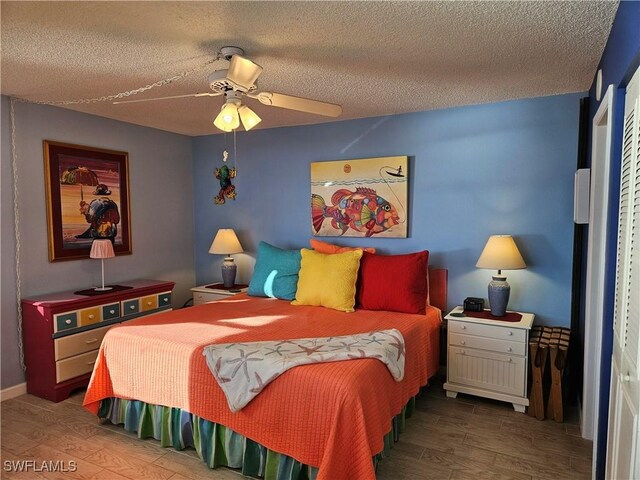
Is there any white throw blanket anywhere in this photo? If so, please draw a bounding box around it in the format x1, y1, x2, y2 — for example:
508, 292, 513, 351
203, 329, 406, 412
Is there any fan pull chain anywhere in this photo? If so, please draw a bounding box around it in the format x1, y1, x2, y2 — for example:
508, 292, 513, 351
233, 129, 238, 174
11, 56, 221, 106
10, 97, 25, 371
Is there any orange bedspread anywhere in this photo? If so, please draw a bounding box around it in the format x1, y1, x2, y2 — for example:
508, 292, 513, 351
84, 294, 440, 480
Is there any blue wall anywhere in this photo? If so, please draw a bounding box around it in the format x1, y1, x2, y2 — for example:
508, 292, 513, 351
193, 93, 582, 327
587, 1, 640, 477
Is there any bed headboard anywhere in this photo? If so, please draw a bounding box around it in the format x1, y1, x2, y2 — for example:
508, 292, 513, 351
428, 268, 448, 313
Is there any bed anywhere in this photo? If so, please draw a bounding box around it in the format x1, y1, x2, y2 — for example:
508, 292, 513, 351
83, 269, 447, 480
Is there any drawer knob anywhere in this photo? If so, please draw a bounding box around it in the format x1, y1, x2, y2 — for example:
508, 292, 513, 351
88, 314, 95, 319
508, 357, 513, 362
109, 309, 115, 314
85, 339, 98, 344
461, 350, 466, 355
460, 340, 466, 345
130, 305, 136, 310
621, 373, 632, 383
65, 319, 72, 325
507, 347, 512, 352
147, 301, 152, 306
507, 331, 513, 336
163, 298, 168, 303
461, 325, 466, 330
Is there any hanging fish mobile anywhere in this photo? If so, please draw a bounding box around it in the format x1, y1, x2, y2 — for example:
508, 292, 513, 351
214, 151, 237, 205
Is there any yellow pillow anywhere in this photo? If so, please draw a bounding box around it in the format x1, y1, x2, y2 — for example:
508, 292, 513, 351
292, 248, 363, 312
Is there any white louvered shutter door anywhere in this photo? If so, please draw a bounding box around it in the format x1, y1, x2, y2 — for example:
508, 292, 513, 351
606, 66, 640, 480
614, 108, 635, 343
622, 81, 640, 373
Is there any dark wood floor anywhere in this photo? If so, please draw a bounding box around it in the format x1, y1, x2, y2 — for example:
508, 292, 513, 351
1, 376, 592, 479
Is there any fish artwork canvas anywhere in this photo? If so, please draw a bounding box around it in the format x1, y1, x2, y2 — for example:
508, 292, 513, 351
310, 156, 408, 238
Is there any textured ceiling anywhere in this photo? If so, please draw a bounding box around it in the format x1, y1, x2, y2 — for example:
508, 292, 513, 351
1, 1, 618, 136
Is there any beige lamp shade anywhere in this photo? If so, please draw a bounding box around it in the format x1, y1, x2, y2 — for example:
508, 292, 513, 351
89, 239, 115, 259
476, 235, 526, 271
209, 229, 243, 255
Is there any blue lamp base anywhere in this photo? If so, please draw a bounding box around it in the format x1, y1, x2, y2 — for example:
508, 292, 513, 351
488, 275, 510, 316
221, 257, 237, 289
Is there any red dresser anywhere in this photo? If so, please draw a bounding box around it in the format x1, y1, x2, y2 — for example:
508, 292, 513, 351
21, 279, 175, 402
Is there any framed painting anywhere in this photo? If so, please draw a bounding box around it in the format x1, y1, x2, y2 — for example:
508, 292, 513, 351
43, 140, 132, 261
310, 156, 408, 238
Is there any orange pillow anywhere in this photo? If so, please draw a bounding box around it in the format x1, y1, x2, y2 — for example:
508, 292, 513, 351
310, 238, 376, 255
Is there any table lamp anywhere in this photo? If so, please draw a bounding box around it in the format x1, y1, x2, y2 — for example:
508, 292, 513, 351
209, 229, 244, 288
475, 235, 526, 316
90, 239, 115, 291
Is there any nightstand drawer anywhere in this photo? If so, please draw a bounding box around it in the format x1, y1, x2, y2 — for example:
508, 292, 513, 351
448, 346, 526, 397
56, 350, 99, 383
122, 298, 140, 315
193, 292, 228, 305
54, 325, 112, 361
450, 333, 526, 356
448, 319, 526, 343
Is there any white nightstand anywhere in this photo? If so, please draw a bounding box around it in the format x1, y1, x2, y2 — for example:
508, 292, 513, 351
191, 284, 248, 306
443, 306, 535, 412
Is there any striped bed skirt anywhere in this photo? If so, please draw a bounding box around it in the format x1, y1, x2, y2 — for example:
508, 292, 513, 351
98, 396, 416, 480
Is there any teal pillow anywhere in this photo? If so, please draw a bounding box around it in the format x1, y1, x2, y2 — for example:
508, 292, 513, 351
248, 242, 302, 301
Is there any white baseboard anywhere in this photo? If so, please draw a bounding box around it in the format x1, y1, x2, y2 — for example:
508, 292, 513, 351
1, 382, 26, 402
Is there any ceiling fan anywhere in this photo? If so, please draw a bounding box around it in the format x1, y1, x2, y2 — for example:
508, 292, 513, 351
113, 46, 343, 132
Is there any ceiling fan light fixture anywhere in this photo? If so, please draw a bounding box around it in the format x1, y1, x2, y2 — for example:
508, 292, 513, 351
227, 55, 263, 91
238, 105, 262, 131
213, 100, 240, 132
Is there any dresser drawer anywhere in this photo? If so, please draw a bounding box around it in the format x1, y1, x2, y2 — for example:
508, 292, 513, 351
448, 346, 526, 397
79, 306, 102, 327
448, 319, 526, 343
450, 333, 526, 356
122, 298, 140, 315
102, 303, 120, 321
54, 325, 112, 361
56, 350, 99, 383
54, 312, 78, 333
158, 292, 172, 308
140, 295, 158, 312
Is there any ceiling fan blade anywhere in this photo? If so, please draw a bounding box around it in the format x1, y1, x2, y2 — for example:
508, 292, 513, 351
112, 92, 219, 105
226, 55, 263, 91
251, 91, 342, 117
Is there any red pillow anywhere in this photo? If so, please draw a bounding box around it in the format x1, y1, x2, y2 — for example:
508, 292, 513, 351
357, 251, 429, 314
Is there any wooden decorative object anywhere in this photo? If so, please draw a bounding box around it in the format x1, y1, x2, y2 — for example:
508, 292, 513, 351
528, 326, 551, 420
546, 327, 571, 422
